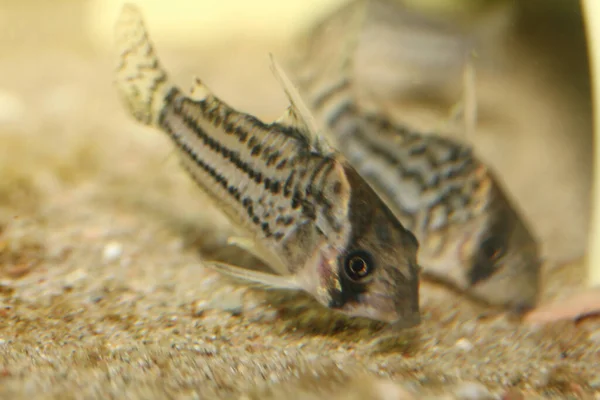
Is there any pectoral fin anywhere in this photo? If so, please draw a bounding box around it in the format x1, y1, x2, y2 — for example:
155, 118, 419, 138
226, 236, 289, 275
205, 261, 301, 290
227, 236, 263, 259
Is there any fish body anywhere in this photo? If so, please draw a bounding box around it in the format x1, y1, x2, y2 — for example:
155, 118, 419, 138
287, 0, 541, 309
113, 4, 421, 326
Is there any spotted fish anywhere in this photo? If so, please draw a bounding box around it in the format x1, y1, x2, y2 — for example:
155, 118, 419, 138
113, 4, 421, 326
287, 0, 541, 310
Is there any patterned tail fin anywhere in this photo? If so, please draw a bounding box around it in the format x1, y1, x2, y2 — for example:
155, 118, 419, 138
113, 3, 175, 127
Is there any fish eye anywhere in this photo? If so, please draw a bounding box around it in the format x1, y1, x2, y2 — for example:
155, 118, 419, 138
344, 250, 375, 281
468, 236, 507, 285
480, 236, 505, 262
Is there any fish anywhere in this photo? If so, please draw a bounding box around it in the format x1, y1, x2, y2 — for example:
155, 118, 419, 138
113, 3, 421, 326
285, 0, 541, 310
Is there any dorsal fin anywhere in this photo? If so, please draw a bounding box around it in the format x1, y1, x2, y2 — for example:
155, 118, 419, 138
290, 0, 368, 90
331, 0, 368, 81
461, 56, 478, 141
268, 1, 369, 152
269, 54, 334, 154
437, 53, 478, 145
274, 1, 369, 149
188, 76, 212, 101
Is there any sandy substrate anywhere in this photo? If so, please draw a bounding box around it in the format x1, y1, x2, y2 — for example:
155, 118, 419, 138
0, 1, 598, 399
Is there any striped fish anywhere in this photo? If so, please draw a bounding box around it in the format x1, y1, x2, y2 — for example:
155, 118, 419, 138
287, 0, 541, 310
113, 4, 421, 326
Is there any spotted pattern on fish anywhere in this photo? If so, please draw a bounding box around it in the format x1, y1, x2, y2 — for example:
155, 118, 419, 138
286, 0, 541, 309
113, 3, 421, 326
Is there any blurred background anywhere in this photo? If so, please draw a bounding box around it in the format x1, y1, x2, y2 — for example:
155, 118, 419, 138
6, 0, 589, 258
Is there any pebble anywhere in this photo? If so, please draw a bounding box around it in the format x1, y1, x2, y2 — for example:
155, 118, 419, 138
46, 244, 71, 261
461, 321, 477, 336
590, 376, 600, 389
192, 300, 211, 317
192, 344, 218, 356
501, 388, 524, 400
534, 367, 551, 387
373, 379, 415, 400
102, 241, 123, 263
217, 289, 244, 315
455, 338, 474, 352
242, 294, 279, 322
452, 381, 494, 400
62, 268, 87, 289
588, 329, 600, 344
268, 372, 280, 384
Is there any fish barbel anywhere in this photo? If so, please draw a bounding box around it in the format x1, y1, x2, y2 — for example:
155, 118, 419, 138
113, 4, 421, 326
287, 0, 541, 310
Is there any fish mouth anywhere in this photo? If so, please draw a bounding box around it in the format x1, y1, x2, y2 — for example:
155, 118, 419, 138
467, 257, 541, 310
344, 307, 421, 327
354, 298, 421, 327
390, 310, 421, 329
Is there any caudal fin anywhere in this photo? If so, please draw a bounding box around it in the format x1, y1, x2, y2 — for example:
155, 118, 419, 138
114, 3, 174, 126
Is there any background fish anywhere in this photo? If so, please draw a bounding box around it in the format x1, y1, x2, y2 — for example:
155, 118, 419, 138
286, 0, 541, 310
113, 4, 421, 326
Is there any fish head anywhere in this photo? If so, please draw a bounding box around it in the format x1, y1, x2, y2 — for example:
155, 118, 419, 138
423, 169, 542, 310
309, 163, 421, 327
462, 184, 541, 310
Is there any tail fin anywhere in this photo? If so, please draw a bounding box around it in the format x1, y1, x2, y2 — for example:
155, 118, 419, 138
114, 3, 174, 126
